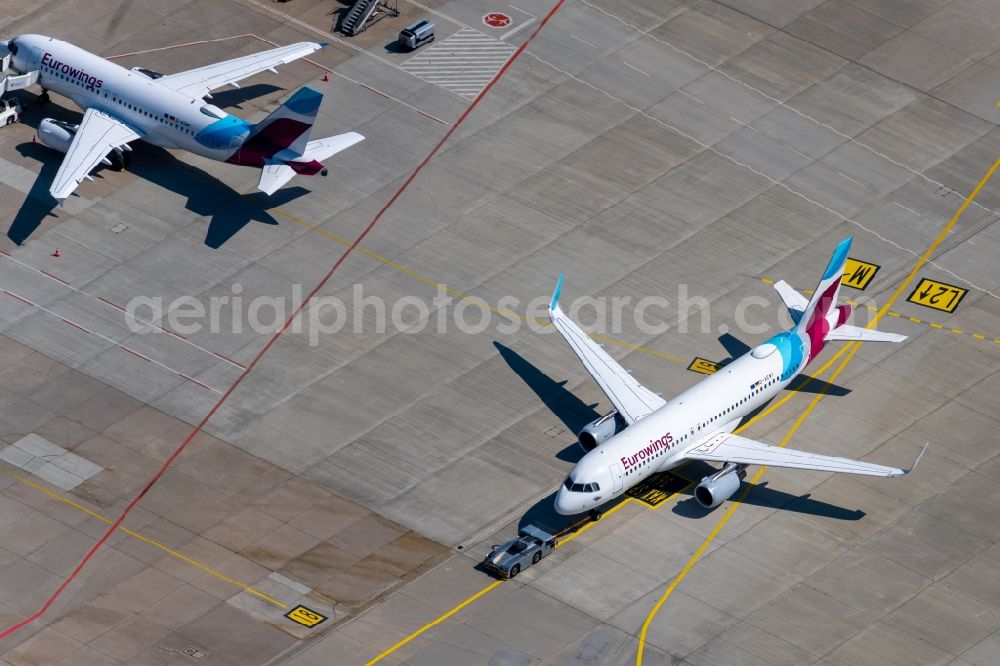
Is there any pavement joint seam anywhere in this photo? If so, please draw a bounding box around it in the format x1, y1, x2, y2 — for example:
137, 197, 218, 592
0, 462, 286, 608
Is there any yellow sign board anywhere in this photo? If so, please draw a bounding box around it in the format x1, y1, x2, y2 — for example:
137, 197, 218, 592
285, 605, 328, 628
688, 357, 720, 375
907, 278, 968, 313
841, 258, 880, 290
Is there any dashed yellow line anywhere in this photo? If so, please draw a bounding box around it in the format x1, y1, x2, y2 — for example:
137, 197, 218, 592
0, 464, 287, 609
636, 157, 1000, 665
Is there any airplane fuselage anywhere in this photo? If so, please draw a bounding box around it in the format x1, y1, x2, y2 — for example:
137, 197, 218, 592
9, 34, 258, 164
554, 327, 821, 515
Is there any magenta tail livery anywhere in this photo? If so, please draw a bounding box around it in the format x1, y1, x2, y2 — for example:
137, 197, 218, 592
548, 237, 924, 517
3, 35, 363, 201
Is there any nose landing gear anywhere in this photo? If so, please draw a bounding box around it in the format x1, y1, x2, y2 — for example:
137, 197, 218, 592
38, 90, 50, 105
589, 508, 602, 521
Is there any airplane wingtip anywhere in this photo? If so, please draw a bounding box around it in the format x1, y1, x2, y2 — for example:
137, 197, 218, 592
895, 441, 929, 476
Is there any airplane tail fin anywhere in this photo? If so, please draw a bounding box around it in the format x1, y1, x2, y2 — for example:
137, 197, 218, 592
250, 86, 323, 158
784, 236, 905, 346
795, 236, 852, 340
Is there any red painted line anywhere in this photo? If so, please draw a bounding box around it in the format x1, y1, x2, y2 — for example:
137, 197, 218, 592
0, 0, 567, 640
97, 296, 126, 312
417, 109, 448, 126
162, 327, 188, 340
120, 346, 151, 362
3, 290, 34, 307
214, 352, 247, 369
0, 249, 10, 257
40, 270, 69, 285
62, 319, 92, 335
360, 83, 391, 99
180, 374, 212, 391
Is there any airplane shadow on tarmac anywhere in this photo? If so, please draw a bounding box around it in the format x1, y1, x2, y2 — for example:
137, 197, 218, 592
9, 90, 308, 248
495, 341, 864, 538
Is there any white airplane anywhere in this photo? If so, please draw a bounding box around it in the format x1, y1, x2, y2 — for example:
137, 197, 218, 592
550, 237, 926, 518
3, 34, 364, 201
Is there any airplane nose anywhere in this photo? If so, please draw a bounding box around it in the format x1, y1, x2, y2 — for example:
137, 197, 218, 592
554, 488, 575, 515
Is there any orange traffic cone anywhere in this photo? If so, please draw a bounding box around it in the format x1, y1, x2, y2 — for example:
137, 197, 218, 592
322, 72, 330, 83
52, 248, 61, 258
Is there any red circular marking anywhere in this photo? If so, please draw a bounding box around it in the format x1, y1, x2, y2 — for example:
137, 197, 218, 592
483, 12, 512, 28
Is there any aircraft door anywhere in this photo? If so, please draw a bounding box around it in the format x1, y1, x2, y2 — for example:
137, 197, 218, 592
610, 463, 624, 493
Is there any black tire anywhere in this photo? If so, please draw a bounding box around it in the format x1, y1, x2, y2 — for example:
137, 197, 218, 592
508, 564, 520, 578
4, 117, 12, 126
531, 552, 541, 565
590, 509, 602, 521
321, 168, 329, 177
38, 92, 50, 105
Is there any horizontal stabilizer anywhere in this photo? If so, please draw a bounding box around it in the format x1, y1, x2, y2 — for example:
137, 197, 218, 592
773, 279, 807, 324
258, 160, 296, 196
827, 325, 906, 342
298, 132, 365, 162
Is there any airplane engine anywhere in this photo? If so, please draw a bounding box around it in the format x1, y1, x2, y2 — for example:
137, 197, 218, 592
694, 464, 746, 508
37, 118, 78, 154
578, 411, 622, 452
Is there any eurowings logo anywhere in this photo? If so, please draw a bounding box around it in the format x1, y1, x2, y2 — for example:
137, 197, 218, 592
41, 52, 103, 89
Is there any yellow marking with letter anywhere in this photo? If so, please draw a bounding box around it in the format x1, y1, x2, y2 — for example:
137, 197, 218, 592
285, 605, 328, 628
907, 278, 968, 313
841, 258, 879, 289
687, 357, 720, 375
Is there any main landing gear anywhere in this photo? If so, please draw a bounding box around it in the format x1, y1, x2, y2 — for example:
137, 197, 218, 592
320, 168, 329, 177
37, 90, 50, 105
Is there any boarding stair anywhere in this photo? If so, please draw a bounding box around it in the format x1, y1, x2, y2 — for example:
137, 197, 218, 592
341, 0, 399, 36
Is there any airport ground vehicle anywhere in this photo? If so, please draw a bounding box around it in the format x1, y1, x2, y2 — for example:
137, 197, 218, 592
0, 97, 21, 125
483, 525, 555, 579
398, 20, 435, 51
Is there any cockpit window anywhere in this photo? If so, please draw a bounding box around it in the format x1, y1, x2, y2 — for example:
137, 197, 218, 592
565, 481, 601, 493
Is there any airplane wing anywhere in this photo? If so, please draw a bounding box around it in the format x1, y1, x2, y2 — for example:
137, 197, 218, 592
548, 275, 666, 424
685, 432, 925, 477
156, 42, 326, 99
51, 108, 140, 201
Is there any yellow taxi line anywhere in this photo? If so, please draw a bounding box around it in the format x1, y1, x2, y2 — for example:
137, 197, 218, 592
634, 156, 1000, 665
0, 464, 287, 609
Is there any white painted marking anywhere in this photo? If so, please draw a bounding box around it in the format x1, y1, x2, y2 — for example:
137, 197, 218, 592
500, 17, 536, 40
400, 28, 515, 98
838, 172, 867, 188
675, 89, 703, 104
893, 201, 923, 217
622, 60, 650, 77
569, 34, 598, 49
781, 143, 810, 160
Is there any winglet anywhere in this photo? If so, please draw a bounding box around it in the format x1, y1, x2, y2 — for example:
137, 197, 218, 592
318, 42, 330, 49
893, 441, 929, 477
550, 273, 564, 312
908, 441, 930, 473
